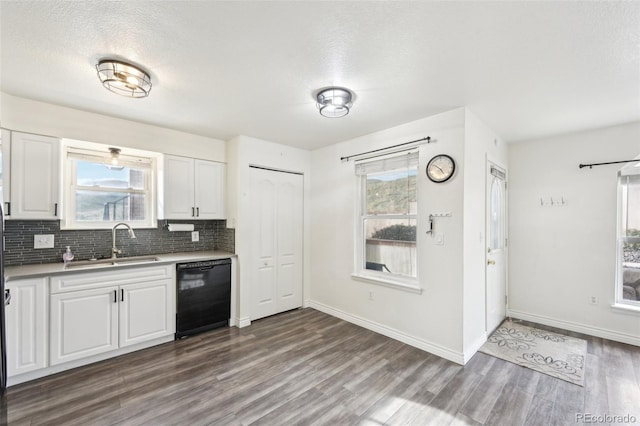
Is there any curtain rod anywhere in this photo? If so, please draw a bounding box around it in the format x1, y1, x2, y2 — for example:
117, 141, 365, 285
578, 159, 640, 169
340, 136, 431, 162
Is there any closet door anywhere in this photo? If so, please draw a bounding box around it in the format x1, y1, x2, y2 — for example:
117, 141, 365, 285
249, 167, 303, 320
275, 172, 303, 313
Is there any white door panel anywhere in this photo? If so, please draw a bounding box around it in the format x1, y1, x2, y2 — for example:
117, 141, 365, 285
50, 287, 119, 365
486, 163, 507, 333
5, 278, 48, 377
250, 168, 303, 320
120, 279, 173, 347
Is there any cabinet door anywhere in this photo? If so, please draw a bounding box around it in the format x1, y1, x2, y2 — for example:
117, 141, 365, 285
5, 278, 48, 377
194, 160, 226, 219
119, 279, 175, 347
9, 132, 60, 219
163, 155, 195, 219
50, 287, 119, 365
1, 128, 11, 213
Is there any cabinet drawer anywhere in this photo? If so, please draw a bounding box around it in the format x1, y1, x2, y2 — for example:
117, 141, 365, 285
51, 265, 173, 293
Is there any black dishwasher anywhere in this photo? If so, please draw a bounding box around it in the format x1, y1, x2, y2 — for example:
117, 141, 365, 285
176, 258, 231, 339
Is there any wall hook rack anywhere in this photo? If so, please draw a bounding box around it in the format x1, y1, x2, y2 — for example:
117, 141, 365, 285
426, 212, 452, 236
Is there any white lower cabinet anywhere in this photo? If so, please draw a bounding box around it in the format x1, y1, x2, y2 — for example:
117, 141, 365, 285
50, 286, 119, 365
119, 279, 174, 347
5, 277, 48, 377
49, 265, 175, 366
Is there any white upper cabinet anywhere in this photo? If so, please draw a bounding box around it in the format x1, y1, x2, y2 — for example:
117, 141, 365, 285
9, 131, 60, 219
162, 154, 226, 219
1, 128, 11, 213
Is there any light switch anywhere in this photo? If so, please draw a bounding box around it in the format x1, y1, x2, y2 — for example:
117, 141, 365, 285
191, 231, 199, 242
435, 233, 444, 245
34, 234, 54, 249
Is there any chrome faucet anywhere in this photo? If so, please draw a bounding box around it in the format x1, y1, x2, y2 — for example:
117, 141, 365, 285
112, 222, 136, 259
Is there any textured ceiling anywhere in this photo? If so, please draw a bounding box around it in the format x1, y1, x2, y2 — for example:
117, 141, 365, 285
1, 1, 638, 150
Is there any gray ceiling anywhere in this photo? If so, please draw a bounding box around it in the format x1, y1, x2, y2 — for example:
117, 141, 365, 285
1, 1, 638, 150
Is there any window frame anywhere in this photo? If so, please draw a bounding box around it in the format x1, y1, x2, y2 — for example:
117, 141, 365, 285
352, 151, 421, 293
615, 166, 640, 310
61, 140, 159, 230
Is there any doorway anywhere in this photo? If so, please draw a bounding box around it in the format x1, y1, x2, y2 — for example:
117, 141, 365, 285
486, 162, 507, 333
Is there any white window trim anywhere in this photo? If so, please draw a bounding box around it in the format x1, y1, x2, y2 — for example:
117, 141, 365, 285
353, 150, 421, 293
614, 165, 640, 312
61, 139, 160, 230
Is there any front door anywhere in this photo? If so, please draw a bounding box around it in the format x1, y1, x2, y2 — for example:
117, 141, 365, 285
486, 162, 507, 333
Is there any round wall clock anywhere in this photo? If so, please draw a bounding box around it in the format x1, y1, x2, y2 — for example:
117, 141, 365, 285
426, 154, 455, 183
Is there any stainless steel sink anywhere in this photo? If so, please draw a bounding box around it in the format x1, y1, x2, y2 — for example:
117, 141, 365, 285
64, 256, 160, 270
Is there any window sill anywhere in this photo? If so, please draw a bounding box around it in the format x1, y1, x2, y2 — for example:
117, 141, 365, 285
351, 273, 423, 294
610, 303, 640, 315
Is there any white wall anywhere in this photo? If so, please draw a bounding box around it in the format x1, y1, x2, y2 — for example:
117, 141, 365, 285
508, 122, 640, 345
462, 111, 508, 360
310, 108, 472, 363
226, 135, 312, 326
0, 92, 225, 161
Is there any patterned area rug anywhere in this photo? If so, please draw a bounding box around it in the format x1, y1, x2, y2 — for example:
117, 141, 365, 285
479, 320, 587, 386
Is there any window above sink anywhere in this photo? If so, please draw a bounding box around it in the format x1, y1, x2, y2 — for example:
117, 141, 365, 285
61, 139, 161, 230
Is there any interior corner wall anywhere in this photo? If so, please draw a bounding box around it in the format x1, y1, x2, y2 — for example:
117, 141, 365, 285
508, 121, 640, 345
0, 92, 225, 161
225, 135, 312, 326
309, 108, 469, 364
462, 110, 508, 361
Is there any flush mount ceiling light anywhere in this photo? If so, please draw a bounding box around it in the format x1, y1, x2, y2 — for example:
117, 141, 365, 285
96, 59, 152, 98
107, 147, 124, 170
316, 87, 353, 118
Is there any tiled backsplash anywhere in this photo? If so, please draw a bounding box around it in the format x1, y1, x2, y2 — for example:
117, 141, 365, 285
3, 220, 235, 266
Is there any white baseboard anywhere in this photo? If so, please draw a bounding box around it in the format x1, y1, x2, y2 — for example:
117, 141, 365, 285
237, 316, 251, 328
507, 309, 640, 347
463, 332, 487, 364
307, 300, 465, 365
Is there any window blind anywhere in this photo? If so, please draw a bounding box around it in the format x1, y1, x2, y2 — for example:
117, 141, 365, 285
355, 151, 419, 176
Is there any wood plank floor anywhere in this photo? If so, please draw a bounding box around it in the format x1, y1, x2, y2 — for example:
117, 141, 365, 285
1, 308, 639, 425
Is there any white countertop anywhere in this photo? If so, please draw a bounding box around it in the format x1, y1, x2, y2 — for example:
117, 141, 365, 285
4, 250, 236, 281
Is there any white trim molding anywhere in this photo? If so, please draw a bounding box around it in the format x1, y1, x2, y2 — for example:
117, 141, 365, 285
463, 332, 488, 364
308, 300, 465, 365
508, 309, 640, 347
237, 316, 251, 328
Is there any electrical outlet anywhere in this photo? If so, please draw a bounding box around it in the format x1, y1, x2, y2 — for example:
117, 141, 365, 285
34, 234, 54, 249
590, 296, 598, 305
191, 231, 199, 242
435, 233, 444, 245
368, 291, 375, 301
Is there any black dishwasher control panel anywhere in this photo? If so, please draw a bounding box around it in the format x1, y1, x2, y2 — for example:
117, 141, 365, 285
177, 258, 231, 270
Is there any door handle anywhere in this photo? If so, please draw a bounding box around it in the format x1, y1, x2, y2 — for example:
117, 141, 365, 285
54, 203, 58, 216
192, 207, 195, 217
121, 289, 124, 302
487, 259, 496, 265
4, 289, 11, 306
5, 201, 10, 216
113, 290, 117, 303
196, 207, 199, 217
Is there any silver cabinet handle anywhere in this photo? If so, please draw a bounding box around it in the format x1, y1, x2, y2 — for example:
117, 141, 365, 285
113, 290, 117, 303
196, 207, 199, 217
4, 289, 11, 306
191, 207, 195, 217
54, 203, 58, 217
